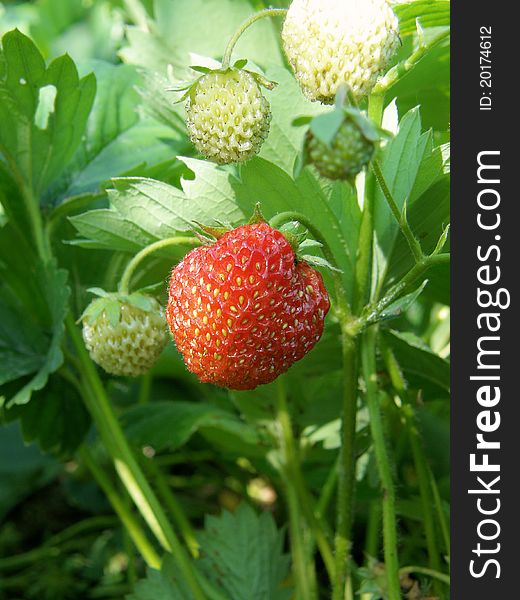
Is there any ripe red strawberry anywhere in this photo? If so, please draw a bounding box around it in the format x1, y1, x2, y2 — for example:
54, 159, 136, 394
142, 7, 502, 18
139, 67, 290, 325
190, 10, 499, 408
166, 223, 330, 390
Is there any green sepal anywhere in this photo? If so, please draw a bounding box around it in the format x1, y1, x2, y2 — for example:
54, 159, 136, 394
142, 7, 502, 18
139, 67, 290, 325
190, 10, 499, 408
299, 254, 343, 273
342, 107, 389, 143
79, 296, 121, 328
193, 221, 231, 241
233, 58, 248, 69
309, 110, 345, 147
247, 203, 268, 225
292, 116, 313, 127
80, 291, 159, 327
86, 287, 110, 298
189, 65, 212, 74
169, 64, 275, 107
278, 221, 308, 253
246, 69, 277, 91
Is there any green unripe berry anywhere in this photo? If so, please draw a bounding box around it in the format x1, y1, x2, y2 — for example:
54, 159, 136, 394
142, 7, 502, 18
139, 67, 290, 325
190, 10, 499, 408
306, 117, 375, 181
82, 296, 168, 377
186, 69, 271, 165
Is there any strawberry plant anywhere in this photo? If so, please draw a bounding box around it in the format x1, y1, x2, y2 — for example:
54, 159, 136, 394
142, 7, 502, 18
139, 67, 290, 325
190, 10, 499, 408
0, 1, 450, 599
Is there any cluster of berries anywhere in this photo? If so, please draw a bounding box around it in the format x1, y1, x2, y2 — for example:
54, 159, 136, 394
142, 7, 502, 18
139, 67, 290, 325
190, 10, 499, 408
184, 0, 399, 178
81, 0, 401, 390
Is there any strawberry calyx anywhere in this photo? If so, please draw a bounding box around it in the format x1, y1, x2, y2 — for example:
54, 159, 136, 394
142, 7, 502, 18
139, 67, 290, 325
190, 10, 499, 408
190, 205, 339, 274
80, 288, 161, 328
169, 62, 276, 105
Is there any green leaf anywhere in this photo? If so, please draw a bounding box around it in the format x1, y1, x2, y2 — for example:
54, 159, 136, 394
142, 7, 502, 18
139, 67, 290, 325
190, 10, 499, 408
382, 329, 450, 395
237, 158, 360, 297
385, 177, 450, 303
5, 374, 91, 456
373, 107, 447, 292
395, 1, 450, 37
128, 554, 198, 600
69, 162, 245, 251
129, 506, 291, 600
0, 29, 96, 194
197, 504, 292, 600
0, 422, 59, 521
120, 0, 283, 74
0, 225, 70, 406
122, 401, 264, 456
48, 61, 188, 203
376, 280, 429, 323
396, 43, 450, 133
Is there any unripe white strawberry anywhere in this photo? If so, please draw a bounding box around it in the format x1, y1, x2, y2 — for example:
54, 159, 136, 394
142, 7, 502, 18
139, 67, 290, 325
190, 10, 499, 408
282, 0, 400, 103
81, 293, 168, 377
185, 69, 272, 165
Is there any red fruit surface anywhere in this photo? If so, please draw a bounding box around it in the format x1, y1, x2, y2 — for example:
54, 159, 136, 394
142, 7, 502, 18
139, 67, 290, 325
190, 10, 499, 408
166, 223, 330, 390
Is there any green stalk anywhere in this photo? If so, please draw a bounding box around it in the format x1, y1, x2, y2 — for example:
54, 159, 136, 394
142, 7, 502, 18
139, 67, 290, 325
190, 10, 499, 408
138, 371, 152, 405
356, 253, 450, 331
276, 379, 315, 600
142, 457, 201, 559
118, 236, 199, 295
429, 465, 450, 561
66, 315, 206, 600
0, 517, 117, 571
353, 93, 383, 315
221, 8, 288, 69
267, 212, 358, 600
371, 161, 423, 263
374, 30, 451, 95
364, 501, 382, 560
361, 327, 401, 600
277, 384, 336, 582
316, 456, 339, 520
79, 446, 161, 570
333, 331, 358, 600
399, 566, 450, 586
381, 341, 446, 595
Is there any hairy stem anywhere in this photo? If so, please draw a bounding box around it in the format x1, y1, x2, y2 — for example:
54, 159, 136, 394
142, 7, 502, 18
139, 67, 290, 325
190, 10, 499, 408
374, 30, 451, 94
357, 253, 450, 331
0, 516, 117, 571
371, 161, 423, 262
79, 446, 161, 569
353, 93, 383, 315
142, 457, 201, 559
66, 315, 206, 600
118, 236, 199, 295
361, 327, 401, 600
333, 331, 359, 600
221, 8, 288, 69
381, 340, 446, 595
276, 378, 315, 600
399, 566, 450, 586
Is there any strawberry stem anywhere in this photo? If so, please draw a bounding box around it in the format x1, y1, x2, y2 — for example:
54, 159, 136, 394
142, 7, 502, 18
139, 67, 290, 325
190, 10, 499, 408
371, 160, 424, 263
373, 29, 450, 95
221, 8, 288, 69
118, 236, 199, 295
361, 326, 401, 600
65, 314, 208, 600
275, 377, 316, 600
79, 446, 162, 569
